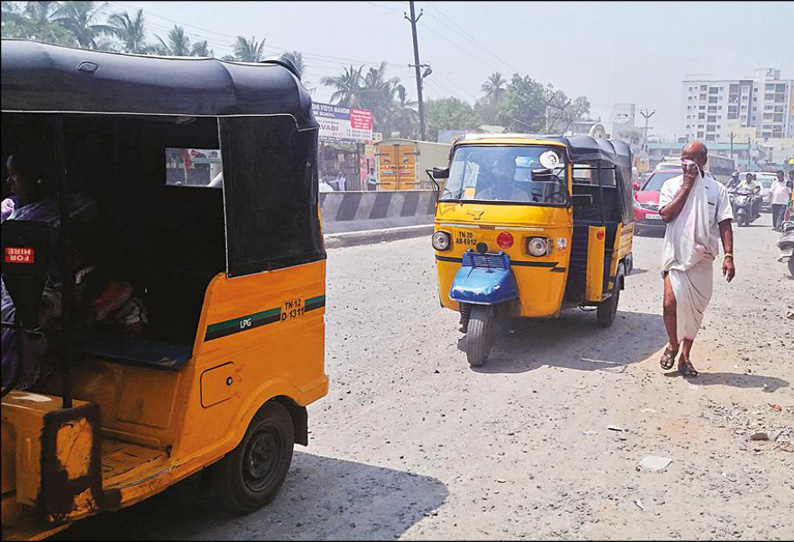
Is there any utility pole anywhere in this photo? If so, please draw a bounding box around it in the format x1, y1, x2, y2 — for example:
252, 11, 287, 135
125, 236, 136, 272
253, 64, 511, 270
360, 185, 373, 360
640, 109, 655, 155
405, 1, 426, 141
728, 132, 735, 162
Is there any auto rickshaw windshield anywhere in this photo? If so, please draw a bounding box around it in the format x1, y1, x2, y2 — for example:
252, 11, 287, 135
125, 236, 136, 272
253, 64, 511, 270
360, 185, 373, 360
440, 145, 569, 206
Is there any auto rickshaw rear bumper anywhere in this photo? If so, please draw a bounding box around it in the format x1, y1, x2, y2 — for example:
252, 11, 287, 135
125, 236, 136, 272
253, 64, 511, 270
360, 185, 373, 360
2, 391, 120, 540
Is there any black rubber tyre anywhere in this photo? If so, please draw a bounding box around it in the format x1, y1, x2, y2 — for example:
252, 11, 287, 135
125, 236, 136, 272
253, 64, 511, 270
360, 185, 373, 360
466, 305, 494, 367
597, 265, 623, 328
216, 402, 295, 514
788, 256, 794, 278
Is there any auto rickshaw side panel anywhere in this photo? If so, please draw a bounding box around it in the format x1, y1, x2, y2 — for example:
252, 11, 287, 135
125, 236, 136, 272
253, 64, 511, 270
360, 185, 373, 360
171, 259, 328, 463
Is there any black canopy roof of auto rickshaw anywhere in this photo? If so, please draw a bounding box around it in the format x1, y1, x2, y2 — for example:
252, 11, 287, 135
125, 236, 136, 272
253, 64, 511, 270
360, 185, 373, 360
0, 39, 317, 129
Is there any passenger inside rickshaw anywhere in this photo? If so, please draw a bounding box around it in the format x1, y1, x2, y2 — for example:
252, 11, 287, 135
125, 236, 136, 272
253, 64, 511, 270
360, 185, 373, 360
2, 113, 228, 386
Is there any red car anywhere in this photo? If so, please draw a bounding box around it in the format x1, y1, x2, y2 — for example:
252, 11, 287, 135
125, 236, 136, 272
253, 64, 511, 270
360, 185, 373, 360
633, 168, 681, 235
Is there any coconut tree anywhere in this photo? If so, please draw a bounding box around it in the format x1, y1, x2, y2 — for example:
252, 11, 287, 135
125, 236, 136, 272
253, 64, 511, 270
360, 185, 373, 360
481, 72, 507, 105
105, 9, 150, 54
154, 25, 190, 56
320, 65, 363, 108
232, 36, 265, 62
53, 1, 112, 49
389, 84, 419, 138
359, 62, 400, 134
2, 1, 74, 45
280, 50, 304, 77
190, 39, 213, 57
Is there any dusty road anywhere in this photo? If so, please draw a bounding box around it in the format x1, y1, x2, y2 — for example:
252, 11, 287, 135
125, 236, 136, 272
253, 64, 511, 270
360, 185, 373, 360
62, 213, 793, 540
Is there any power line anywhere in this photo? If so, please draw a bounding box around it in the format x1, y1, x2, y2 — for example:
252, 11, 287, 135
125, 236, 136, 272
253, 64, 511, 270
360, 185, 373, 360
424, 2, 520, 75
108, 0, 410, 68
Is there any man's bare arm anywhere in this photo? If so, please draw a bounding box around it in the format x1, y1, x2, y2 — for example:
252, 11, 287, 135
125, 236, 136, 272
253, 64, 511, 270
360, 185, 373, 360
719, 219, 735, 282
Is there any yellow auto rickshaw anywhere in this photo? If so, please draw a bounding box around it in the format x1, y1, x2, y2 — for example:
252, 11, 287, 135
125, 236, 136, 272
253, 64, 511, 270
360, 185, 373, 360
431, 134, 635, 367
1, 40, 328, 539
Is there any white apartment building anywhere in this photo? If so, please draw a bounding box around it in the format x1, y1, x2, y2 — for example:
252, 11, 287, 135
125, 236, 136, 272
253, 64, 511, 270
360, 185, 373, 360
680, 68, 793, 143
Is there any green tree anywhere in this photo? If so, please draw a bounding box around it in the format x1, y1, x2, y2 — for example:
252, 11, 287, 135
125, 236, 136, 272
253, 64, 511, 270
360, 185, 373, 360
154, 25, 190, 56
53, 1, 112, 49
389, 84, 419, 138
320, 65, 364, 108
232, 35, 265, 62
481, 72, 506, 105
190, 39, 212, 57
497, 74, 547, 132
106, 9, 151, 54
358, 62, 401, 134
425, 97, 479, 142
280, 50, 304, 76
1, 1, 75, 45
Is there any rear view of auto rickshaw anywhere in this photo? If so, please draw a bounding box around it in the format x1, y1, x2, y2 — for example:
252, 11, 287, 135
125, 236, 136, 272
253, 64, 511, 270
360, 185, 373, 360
1, 40, 328, 539
431, 134, 635, 367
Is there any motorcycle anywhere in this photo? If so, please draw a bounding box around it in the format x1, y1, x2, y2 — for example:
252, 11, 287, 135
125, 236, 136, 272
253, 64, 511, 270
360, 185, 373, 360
777, 220, 794, 277
728, 188, 760, 227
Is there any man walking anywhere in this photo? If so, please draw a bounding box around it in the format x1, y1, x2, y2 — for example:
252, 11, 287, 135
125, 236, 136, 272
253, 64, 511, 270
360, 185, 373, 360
658, 141, 735, 377
770, 170, 792, 231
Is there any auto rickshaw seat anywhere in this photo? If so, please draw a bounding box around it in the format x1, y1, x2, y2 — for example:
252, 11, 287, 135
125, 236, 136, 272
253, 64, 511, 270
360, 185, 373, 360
74, 334, 191, 370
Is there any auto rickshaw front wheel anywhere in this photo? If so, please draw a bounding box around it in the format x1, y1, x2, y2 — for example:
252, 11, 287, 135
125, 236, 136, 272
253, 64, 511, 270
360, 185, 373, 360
597, 264, 624, 328
216, 401, 295, 514
466, 305, 494, 367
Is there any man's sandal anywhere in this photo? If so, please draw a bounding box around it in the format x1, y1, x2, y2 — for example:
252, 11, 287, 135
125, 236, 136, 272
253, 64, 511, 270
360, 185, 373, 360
660, 347, 678, 370
678, 356, 699, 377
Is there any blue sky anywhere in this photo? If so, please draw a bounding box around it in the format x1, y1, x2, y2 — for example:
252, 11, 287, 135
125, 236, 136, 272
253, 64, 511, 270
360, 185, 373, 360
116, 1, 793, 138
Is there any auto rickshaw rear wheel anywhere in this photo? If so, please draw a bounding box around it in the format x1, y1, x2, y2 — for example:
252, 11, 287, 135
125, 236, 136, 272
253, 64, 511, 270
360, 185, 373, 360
216, 401, 295, 514
466, 305, 494, 367
597, 264, 624, 328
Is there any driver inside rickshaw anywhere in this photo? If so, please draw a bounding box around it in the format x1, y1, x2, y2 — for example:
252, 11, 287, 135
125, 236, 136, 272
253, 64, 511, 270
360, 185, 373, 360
475, 153, 530, 202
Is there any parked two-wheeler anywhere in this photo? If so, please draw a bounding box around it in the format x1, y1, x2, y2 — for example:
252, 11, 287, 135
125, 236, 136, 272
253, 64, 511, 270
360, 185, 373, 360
777, 220, 794, 277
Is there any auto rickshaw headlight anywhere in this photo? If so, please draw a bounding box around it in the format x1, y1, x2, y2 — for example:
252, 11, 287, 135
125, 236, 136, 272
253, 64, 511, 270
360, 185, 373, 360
432, 231, 451, 251
527, 236, 551, 257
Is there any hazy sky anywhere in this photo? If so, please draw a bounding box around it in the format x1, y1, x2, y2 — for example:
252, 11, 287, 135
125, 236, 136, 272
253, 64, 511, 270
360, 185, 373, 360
117, 1, 793, 138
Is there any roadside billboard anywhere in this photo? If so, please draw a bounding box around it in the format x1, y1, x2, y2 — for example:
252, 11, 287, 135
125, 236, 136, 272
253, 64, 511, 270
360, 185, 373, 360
312, 102, 373, 142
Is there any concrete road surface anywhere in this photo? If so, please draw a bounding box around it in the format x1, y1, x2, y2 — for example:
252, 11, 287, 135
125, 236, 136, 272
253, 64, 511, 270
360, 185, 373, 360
60, 213, 793, 540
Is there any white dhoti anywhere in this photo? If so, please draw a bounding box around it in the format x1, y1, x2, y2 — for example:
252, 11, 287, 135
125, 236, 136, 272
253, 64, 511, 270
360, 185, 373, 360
660, 170, 725, 343
667, 256, 713, 341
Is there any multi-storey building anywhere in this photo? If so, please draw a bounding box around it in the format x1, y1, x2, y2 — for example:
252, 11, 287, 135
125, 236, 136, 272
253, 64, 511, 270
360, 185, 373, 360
680, 68, 793, 143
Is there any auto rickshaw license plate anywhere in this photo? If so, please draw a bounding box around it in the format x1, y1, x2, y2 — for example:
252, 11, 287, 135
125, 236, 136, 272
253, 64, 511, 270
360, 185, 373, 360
456, 231, 478, 247
281, 298, 305, 321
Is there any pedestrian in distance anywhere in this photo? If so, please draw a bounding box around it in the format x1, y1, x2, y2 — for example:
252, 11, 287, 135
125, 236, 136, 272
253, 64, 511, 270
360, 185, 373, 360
366, 167, 378, 191
769, 170, 792, 231
658, 141, 735, 378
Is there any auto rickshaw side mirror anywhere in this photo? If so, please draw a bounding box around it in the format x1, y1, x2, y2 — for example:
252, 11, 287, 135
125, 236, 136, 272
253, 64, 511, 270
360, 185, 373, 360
571, 194, 593, 207
432, 167, 450, 179
633, 182, 640, 191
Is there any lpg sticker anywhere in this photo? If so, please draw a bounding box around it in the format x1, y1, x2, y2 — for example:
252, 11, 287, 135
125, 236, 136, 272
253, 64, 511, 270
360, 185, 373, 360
557, 237, 568, 251
539, 150, 561, 169
281, 298, 305, 321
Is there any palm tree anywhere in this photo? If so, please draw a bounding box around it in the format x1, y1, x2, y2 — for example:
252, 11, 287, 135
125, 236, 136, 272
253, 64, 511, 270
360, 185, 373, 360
3, 1, 74, 45
53, 1, 112, 49
481, 72, 506, 105
359, 62, 401, 134
106, 9, 150, 54
389, 84, 419, 138
280, 50, 304, 77
154, 25, 190, 56
320, 65, 364, 108
232, 36, 265, 62
190, 39, 213, 57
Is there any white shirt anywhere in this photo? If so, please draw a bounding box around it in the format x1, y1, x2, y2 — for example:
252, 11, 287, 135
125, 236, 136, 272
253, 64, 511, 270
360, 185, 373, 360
659, 171, 733, 262
769, 179, 792, 205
